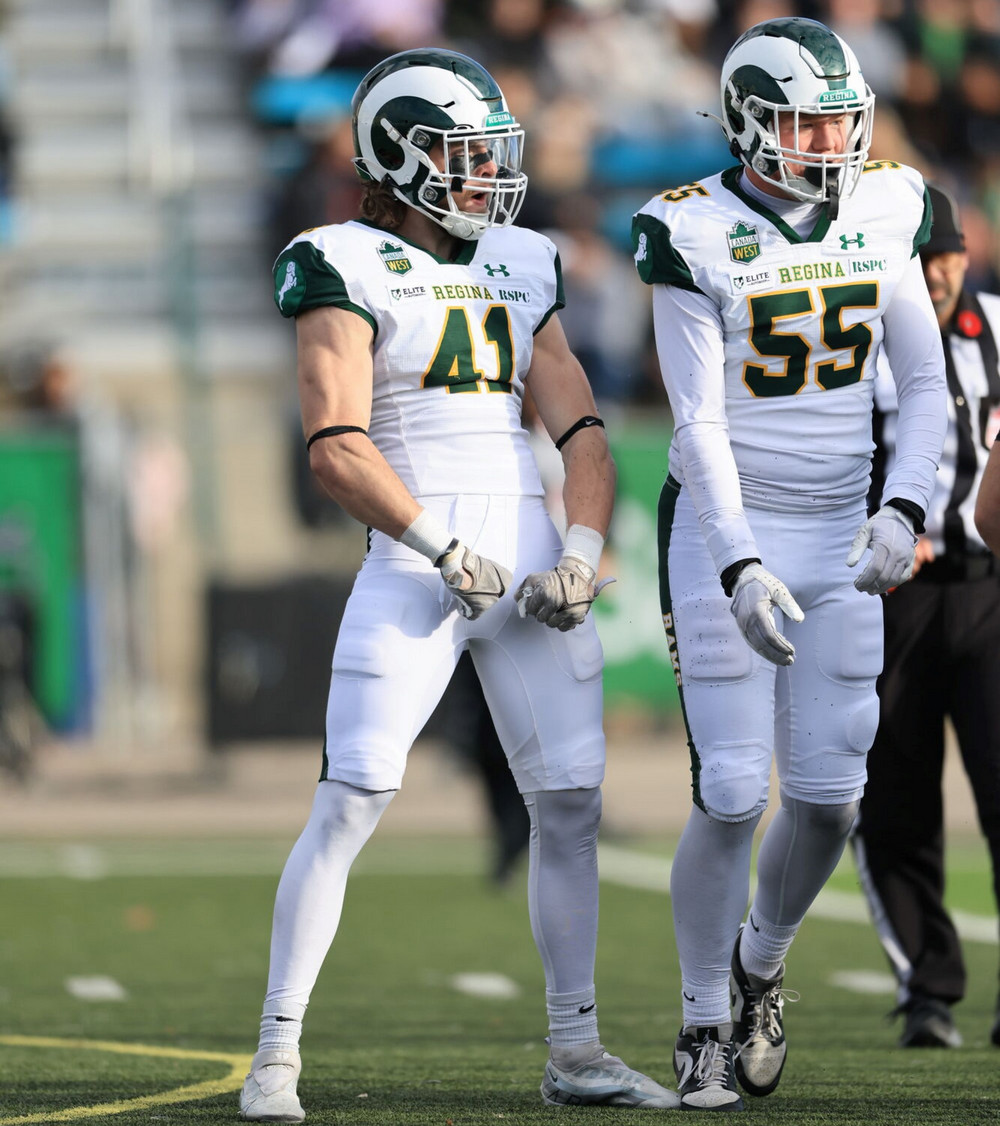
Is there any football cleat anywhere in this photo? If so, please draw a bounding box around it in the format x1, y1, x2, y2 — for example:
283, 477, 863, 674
541, 1044, 680, 1108
239, 1048, 305, 1122
673, 1024, 743, 1111
898, 997, 962, 1048
730, 925, 794, 1095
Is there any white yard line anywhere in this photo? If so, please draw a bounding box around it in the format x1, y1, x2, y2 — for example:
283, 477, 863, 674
64, 976, 128, 1001
0, 840, 994, 947
596, 843, 998, 947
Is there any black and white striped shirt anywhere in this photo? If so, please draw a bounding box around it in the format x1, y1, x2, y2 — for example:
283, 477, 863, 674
873, 290, 1000, 556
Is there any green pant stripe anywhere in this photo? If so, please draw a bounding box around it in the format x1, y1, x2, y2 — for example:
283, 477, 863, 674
656, 475, 704, 814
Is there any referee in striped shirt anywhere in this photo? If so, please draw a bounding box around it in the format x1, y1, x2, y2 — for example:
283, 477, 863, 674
853, 183, 1000, 1051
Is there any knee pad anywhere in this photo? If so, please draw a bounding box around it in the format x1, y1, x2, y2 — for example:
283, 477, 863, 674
697, 740, 771, 822
845, 692, 880, 754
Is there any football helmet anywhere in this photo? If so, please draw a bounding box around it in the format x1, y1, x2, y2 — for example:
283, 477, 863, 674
351, 48, 527, 241
717, 17, 874, 215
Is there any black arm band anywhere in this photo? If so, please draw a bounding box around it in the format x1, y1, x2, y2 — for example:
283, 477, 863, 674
306, 425, 368, 451
555, 415, 605, 451
720, 557, 762, 597
885, 497, 926, 535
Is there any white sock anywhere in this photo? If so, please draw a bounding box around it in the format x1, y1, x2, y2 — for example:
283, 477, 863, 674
258, 1000, 306, 1053
740, 913, 797, 982
546, 988, 599, 1047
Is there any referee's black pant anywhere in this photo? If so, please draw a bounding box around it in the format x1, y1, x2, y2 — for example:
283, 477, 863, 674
852, 558, 1000, 1007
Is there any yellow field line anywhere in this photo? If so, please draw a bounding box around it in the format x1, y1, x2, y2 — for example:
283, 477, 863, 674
0, 1036, 252, 1124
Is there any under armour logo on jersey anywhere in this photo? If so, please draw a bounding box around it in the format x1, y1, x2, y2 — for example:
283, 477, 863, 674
839, 233, 865, 249
483, 263, 509, 277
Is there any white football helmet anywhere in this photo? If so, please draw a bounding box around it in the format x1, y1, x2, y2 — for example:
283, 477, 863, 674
351, 48, 527, 241
717, 17, 874, 215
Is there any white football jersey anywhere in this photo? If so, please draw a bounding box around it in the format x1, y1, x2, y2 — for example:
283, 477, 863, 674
274, 220, 564, 499
633, 161, 932, 511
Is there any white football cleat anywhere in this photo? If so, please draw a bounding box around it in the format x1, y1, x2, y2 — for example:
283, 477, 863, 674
239, 1048, 305, 1122
541, 1044, 680, 1108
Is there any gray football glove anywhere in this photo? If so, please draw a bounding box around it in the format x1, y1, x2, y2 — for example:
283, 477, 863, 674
515, 556, 613, 631
437, 541, 512, 620
846, 505, 917, 595
730, 563, 805, 666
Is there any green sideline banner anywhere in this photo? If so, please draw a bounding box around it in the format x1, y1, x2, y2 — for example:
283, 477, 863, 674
592, 425, 680, 714
0, 425, 83, 726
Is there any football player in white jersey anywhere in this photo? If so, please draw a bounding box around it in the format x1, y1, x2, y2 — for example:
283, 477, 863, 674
239, 48, 680, 1121
631, 17, 947, 1112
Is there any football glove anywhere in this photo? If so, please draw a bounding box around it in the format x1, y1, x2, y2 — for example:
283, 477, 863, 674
729, 563, 805, 667
846, 505, 917, 595
437, 541, 512, 620
515, 556, 614, 631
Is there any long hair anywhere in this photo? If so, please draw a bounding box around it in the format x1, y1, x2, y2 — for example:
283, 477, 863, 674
359, 179, 408, 230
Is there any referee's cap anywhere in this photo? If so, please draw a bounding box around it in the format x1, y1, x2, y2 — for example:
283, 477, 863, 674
922, 183, 965, 256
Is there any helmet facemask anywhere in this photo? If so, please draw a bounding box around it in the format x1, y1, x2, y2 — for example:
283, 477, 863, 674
371, 119, 527, 241
729, 88, 874, 216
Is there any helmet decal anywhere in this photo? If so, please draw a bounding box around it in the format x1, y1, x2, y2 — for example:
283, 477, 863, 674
351, 48, 527, 240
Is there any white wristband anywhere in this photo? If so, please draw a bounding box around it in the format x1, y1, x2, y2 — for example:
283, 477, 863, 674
561, 524, 604, 574
399, 509, 456, 564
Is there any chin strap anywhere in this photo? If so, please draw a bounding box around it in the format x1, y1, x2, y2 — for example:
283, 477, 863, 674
826, 173, 841, 221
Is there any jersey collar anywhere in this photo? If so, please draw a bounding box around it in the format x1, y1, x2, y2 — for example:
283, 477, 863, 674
721, 166, 832, 245
354, 218, 479, 265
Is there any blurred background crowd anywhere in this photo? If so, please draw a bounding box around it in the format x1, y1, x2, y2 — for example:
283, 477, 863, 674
0, 0, 998, 777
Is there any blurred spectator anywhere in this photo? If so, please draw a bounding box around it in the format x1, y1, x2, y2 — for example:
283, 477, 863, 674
827, 0, 908, 101
545, 192, 648, 404
234, 0, 444, 78
267, 114, 361, 254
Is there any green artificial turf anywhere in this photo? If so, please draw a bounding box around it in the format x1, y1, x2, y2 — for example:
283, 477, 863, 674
0, 836, 997, 1124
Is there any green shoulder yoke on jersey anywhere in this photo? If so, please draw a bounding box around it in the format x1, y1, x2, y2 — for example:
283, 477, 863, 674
631, 211, 703, 292
913, 184, 933, 257
721, 167, 832, 244
273, 241, 377, 331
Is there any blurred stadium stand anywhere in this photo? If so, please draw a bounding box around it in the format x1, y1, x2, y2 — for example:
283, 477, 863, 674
2, 0, 286, 381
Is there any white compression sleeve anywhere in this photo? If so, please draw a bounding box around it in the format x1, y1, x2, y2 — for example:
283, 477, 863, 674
524, 788, 602, 1045
263, 781, 395, 1013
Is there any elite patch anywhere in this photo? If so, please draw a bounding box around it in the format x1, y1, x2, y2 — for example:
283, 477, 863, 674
729, 268, 773, 295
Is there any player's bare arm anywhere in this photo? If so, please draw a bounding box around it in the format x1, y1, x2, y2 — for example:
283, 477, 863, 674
526, 313, 615, 536
514, 314, 616, 630
297, 304, 422, 539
